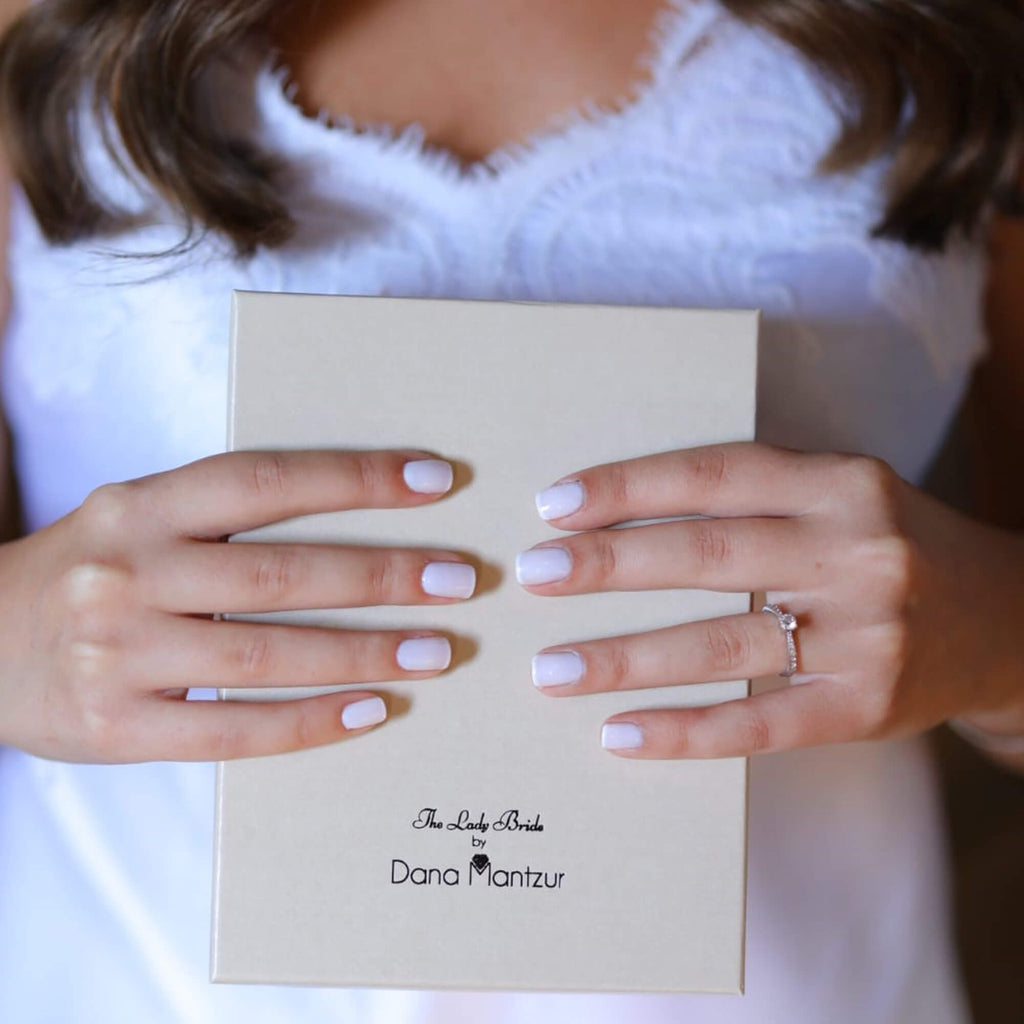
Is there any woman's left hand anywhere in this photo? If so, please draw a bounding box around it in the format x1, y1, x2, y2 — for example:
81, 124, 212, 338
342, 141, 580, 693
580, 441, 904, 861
515, 442, 1024, 758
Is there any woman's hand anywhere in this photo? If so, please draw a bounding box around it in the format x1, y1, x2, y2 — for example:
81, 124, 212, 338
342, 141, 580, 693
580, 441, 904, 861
515, 442, 1024, 759
0, 448, 474, 763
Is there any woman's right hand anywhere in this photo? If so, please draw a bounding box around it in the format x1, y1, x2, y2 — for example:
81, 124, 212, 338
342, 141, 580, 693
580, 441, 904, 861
0, 448, 473, 764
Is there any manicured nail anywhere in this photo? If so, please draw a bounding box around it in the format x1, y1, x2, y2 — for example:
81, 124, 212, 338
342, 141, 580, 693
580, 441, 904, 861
532, 650, 583, 688
515, 546, 572, 585
601, 722, 644, 750
421, 561, 476, 599
403, 459, 454, 494
397, 636, 452, 671
535, 481, 584, 520
342, 696, 387, 730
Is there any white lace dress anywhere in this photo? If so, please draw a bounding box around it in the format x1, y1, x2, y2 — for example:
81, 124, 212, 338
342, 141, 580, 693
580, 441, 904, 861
0, 1, 978, 1021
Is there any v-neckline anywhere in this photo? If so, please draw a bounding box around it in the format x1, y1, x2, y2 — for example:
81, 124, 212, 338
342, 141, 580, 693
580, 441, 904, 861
256, 0, 722, 189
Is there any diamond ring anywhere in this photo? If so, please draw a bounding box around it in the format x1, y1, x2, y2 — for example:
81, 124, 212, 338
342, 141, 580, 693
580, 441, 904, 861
762, 603, 799, 677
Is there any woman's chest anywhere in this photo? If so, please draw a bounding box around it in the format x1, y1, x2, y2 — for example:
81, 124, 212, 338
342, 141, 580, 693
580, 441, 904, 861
269, 0, 670, 170
0, 9, 989, 528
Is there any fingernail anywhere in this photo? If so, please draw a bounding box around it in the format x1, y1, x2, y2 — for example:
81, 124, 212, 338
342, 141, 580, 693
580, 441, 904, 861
535, 481, 584, 520
532, 650, 583, 688
397, 636, 452, 671
403, 459, 454, 494
515, 546, 572, 585
342, 696, 387, 730
421, 561, 476, 599
601, 722, 644, 750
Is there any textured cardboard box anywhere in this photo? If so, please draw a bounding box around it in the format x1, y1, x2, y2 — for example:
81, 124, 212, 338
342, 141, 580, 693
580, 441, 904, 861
212, 291, 758, 993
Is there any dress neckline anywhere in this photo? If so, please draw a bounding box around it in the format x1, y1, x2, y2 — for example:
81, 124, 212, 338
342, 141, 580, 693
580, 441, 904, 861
256, 0, 723, 189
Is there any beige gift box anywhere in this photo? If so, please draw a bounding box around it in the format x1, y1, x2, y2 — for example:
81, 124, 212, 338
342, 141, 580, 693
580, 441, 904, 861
211, 290, 758, 993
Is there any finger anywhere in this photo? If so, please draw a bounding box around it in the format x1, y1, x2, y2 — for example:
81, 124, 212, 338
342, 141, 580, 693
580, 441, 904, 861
134, 448, 455, 538
530, 612, 830, 694
139, 690, 392, 761
127, 614, 453, 689
516, 517, 815, 594
599, 682, 852, 759
533, 442, 838, 529
146, 540, 477, 613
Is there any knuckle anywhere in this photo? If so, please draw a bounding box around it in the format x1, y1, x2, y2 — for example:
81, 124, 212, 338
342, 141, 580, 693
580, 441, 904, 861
290, 704, 318, 750
669, 711, 699, 755
211, 721, 251, 761
61, 640, 115, 693
854, 630, 909, 737
693, 447, 729, 496
859, 683, 898, 738
603, 463, 632, 509
588, 534, 618, 587
702, 620, 750, 674
80, 705, 122, 754
79, 482, 139, 539
739, 711, 773, 753
352, 451, 387, 499
693, 520, 731, 572
344, 631, 377, 670
849, 652, 904, 736
253, 548, 299, 603
833, 454, 899, 511
366, 552, 398, 604
603, 643, 633, 690
59, 563, 131, 641
873, 621, 911, 675
249, 453, 289, 501
231, 631, 275, 681
862, 536, 918, 607
62, 671, 123, 754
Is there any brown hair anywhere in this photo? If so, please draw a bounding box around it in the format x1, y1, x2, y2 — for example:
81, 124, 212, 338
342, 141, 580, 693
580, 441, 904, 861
0, 0, 1023, 258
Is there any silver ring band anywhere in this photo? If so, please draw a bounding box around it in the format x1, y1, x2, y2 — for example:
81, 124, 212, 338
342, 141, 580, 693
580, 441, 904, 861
762, 603, 799, 677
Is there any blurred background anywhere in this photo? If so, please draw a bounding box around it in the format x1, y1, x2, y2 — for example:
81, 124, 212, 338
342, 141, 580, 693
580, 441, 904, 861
926, 267, 1024, 1022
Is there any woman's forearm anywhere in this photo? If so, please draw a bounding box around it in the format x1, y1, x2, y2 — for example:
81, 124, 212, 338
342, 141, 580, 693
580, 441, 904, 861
949, 523, 1024, 772
945, 213, 1024, 770
949, 522, 1024, 771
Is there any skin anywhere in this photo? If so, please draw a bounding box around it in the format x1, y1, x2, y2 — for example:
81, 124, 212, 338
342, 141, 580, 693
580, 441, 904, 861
269, 0, 670, 166
520, 444, 1024, 765
0, 0, 1021, 767
0, 447, 479, 761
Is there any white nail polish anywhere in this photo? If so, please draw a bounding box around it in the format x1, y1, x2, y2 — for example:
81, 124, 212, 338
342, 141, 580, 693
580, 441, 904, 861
403, 459, 454, 494
342, 696, 387, 730
397, 636, 452, 671
421, 561, 476, 599
535, 480, 584, 520
532, 650, 583, 688
515, 547, 572, 585
601, 722, 644, 750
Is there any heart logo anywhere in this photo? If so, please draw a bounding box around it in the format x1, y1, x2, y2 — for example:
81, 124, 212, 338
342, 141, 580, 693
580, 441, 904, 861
471, 854, 490, 873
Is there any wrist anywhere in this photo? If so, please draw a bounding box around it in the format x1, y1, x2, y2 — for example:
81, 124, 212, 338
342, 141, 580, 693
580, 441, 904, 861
958, 525, 1024, 714
941, 523, 1024, 765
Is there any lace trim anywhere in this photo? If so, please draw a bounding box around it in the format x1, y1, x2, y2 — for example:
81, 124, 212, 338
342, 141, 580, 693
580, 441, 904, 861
258, 0, 724, 184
